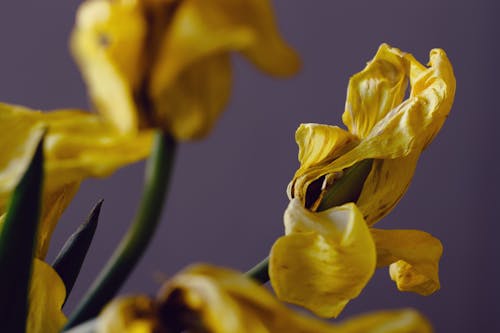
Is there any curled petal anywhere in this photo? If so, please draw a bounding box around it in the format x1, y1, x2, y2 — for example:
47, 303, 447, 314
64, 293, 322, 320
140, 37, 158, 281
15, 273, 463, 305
27, 259, 67, 333
332, 47, 455, 166
296, 124, 357, 172
269, 200, 376, 318
371, 229, 443, 295
71, 0, 146, 133
288, 124, 357, 201
342, 44, 408, 139
406, 49, 456, 149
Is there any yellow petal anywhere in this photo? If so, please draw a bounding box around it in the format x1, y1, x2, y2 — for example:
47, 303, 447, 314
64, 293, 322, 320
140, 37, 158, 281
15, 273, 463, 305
0, 103, 44, 213
71, 0, 146, 134
43, 109, 153, 184
295, 124, 358, 171
335, 309, 433, 333
158, 264, 431, 333
269, 200, 376, 318
27, 259, 66, 333
151, 0, 300, 96
331, 47, 455, 166
342, 44, 408, 139
36, 182, 81, 258
96, 296, 163, 333
159, 264, 278, 333
356, 151, 420, 225
42, 111, 153, 256
288, 124, 358, 201
149, 0, 299, 140
371, 229, 443, 295
0, 104, 153, 258
288, 46, 455, 216
152, 54, 232, 140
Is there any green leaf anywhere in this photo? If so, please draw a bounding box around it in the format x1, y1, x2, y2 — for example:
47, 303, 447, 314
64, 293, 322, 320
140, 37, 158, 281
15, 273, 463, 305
0, 135, 44, 332
247, 256, 270, 284
53, 200, 103, 306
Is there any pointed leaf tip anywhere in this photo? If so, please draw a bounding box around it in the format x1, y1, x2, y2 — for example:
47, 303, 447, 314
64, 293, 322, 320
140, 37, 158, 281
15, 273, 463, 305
53, 200, 103, 304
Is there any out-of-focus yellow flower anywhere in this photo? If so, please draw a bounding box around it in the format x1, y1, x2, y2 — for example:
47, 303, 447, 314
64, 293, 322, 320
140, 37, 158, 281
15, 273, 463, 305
96, 296, 162, 333
71, 0, 300, 141
0, 103, 153, 332
27, 259, 66, 333
0, 103, 153, 258
95, 264, 433, 333
270, 44, 454, 318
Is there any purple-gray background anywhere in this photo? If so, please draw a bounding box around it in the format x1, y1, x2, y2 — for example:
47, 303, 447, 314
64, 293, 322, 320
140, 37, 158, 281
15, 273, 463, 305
0, 1, 498, 331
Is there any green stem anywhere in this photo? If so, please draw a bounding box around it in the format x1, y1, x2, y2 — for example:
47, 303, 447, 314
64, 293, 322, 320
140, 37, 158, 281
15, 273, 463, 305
246, 159, 373, 284
64, 131, 177, 329
316, 159, 373, 211
246, 257, 270, 283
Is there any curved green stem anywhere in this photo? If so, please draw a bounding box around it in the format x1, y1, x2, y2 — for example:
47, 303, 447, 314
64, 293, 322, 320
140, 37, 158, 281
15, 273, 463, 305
246, 159, 373, 284
65, 131, 177, 329
316, 159, 373, 211
247, 257, 270, 283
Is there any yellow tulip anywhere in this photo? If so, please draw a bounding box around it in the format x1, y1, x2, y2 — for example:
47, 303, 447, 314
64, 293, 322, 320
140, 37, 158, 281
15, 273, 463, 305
270, 44, 454, 317
288, 44, 455, 224
71, 0, 301, 141
0, 103, 153, 258
95, 264, 433, 333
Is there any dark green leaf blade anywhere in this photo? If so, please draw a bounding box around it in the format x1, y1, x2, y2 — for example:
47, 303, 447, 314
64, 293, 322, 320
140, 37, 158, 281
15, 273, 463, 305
0, 135, 44, 332
53, 200, 103, 305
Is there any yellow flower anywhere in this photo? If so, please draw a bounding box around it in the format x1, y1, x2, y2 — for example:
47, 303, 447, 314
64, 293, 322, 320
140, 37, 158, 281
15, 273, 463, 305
288, 44, 455, 223
0, 103, 153, 258
71, 0, 300, 140
95, 264, 433, 333
270, 44, 454, 317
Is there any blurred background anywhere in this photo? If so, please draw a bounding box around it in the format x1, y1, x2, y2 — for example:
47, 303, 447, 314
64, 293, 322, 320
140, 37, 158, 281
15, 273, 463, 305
0, 1, 498, 331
